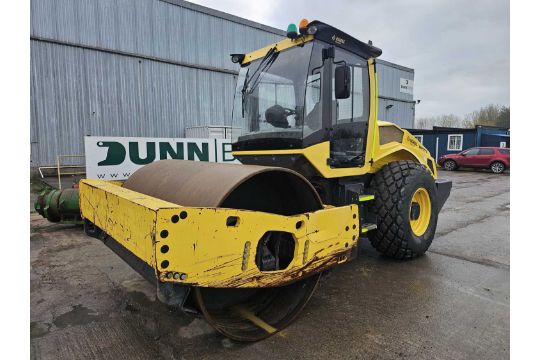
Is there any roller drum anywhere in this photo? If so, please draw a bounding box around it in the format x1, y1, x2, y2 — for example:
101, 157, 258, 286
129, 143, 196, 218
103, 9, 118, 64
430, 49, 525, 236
123, 160, 324, 341
123, 160, 322, 214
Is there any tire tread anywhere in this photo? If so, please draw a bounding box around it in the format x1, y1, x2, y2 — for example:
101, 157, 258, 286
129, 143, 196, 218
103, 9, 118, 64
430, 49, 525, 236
368, 160, 434, 260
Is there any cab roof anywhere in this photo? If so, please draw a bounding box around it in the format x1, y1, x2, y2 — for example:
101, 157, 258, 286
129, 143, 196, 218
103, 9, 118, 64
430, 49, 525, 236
309, 20, 382, 59
240, 20, 382, 65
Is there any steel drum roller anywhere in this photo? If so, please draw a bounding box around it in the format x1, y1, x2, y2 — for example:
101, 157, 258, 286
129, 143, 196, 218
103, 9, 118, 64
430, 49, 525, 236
124, 160, 324, 341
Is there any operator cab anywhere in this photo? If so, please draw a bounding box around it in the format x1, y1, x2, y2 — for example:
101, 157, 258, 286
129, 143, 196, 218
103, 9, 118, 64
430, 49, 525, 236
231, 21, 382, 168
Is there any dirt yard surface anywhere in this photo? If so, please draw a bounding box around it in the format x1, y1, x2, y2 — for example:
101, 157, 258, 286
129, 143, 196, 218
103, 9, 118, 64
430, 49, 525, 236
30, 169, 509, 359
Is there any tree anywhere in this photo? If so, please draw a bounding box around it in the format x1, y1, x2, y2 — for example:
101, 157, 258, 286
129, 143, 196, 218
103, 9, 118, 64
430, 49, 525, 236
463, 104, 504, 128
415, 117, 432, 129
496, 106, 510, 129
437, 114, 461, 128
415, 114, 461, 129
415, 104, 509, 129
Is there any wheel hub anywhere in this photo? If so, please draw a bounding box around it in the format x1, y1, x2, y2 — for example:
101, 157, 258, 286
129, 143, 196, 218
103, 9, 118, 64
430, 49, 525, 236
409, 187, 431, 236
492, 163, 503, 173
410, 202, 421, 220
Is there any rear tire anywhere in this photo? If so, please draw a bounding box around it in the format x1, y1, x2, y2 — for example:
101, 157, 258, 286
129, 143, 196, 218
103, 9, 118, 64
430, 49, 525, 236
368, 161, 439, 259
490, 161, 505, 174
443, 159, 457, 171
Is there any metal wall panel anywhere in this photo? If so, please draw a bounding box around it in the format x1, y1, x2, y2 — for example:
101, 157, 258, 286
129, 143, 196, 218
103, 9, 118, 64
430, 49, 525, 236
30, 0, 284, 73
30, 40, 237, 166
29, 0, 284, 166
376, 59, 415, 128
376, 60, 414, 101
377, 97, 415, 128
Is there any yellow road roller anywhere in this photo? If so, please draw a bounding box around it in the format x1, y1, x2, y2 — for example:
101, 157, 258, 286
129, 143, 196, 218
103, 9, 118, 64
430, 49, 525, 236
79, 20, 452, 341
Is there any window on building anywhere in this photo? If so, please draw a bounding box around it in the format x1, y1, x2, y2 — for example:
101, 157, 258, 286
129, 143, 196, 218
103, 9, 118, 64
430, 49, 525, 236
447, 134, 463, 151
413, 135, 423, 144
479, 148, 494, 155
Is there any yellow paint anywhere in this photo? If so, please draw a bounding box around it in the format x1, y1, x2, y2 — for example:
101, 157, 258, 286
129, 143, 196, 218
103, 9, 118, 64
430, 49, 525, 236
79, 180, 179, 267
359, 195, 374, 202
233, 59, 437, 179
242, 35, 314, 65
79, 38, 439, 295
410, 187, 431, 236
233, 306, 277, 334
79, 179, 359, 288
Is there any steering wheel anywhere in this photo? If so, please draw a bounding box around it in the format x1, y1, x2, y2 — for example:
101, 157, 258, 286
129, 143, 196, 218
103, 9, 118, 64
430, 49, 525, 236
282, 107, 297, 116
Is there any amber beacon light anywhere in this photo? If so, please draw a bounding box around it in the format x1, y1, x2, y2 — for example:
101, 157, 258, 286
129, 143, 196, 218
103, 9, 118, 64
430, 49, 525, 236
299, 18, 309, 33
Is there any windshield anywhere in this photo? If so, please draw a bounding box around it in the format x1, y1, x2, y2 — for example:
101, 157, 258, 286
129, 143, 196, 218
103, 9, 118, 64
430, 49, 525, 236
232, 43, 314, 142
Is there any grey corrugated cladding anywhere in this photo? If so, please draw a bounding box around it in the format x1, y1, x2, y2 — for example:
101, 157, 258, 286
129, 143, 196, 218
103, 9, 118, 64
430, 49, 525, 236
378, 97, 415, 128
30, 0, 284, 166
30, 0, 415, 166
376, 59, 415, 128
30, 40, 239, 166
30, 0, 284, 72
376, 59, 414, 102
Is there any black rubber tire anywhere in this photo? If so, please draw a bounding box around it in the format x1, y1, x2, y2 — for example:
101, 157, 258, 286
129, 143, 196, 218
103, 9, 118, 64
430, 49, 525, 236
490, 161, 505, 174
368, 160, 439, 259
443, 159, 457, 171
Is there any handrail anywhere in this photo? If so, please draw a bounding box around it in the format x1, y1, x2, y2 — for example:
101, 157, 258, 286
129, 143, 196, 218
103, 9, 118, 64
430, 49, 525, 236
44, 155, 86, 190
38, 165, 83, 177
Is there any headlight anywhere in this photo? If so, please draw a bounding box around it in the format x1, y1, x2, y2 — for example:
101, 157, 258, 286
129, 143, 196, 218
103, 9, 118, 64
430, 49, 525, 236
307, 25, 317, 35
230, 54, 245, 64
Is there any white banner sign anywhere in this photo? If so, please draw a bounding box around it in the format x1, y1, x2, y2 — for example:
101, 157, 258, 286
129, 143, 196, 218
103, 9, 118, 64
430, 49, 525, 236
84, 136, 239, 180
400, 78, 414, 95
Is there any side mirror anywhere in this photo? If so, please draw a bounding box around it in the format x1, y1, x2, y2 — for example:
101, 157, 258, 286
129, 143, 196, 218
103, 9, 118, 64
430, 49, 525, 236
335, 65, 351, 99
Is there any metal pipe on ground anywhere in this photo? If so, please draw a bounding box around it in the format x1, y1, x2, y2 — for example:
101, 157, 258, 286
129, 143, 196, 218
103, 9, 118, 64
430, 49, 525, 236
34, 188, 83, 224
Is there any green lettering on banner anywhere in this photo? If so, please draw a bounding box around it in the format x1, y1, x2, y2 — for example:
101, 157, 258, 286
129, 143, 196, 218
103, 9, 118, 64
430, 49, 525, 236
129, 142, 156, 165
187, 143, 209, 161
222, 142, 236, 162
97, 141, 126, 166
159, 142, 184, 160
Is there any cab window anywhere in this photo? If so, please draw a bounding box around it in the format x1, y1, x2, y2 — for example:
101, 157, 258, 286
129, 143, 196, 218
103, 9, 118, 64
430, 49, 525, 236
332, 48, 369, 125
328, 47, 370, 165
303, 41, 325, 137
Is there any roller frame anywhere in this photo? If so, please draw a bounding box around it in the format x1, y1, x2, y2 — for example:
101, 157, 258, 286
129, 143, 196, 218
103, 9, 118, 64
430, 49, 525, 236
79, 179, 359, 288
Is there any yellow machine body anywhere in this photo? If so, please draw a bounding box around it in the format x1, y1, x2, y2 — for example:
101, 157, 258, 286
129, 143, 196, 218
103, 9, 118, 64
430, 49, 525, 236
79, 33, 434, 290
235, 37, 437, 179
79, 179, 358, 288
75, 20, 452, 341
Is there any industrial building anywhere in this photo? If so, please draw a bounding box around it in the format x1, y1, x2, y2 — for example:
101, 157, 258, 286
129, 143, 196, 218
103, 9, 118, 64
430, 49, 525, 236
30, 0, 416, 168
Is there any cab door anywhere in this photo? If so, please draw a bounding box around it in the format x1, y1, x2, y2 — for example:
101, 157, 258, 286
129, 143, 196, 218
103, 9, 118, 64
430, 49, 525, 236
328, 47, 370, 167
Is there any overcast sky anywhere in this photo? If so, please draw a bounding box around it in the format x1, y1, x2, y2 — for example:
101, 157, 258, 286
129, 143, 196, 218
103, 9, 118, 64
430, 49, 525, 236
189, 0, 509, 119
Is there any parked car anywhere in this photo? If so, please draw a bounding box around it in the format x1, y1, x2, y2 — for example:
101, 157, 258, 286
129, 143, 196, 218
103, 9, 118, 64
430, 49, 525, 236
438, 147, 510, 174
